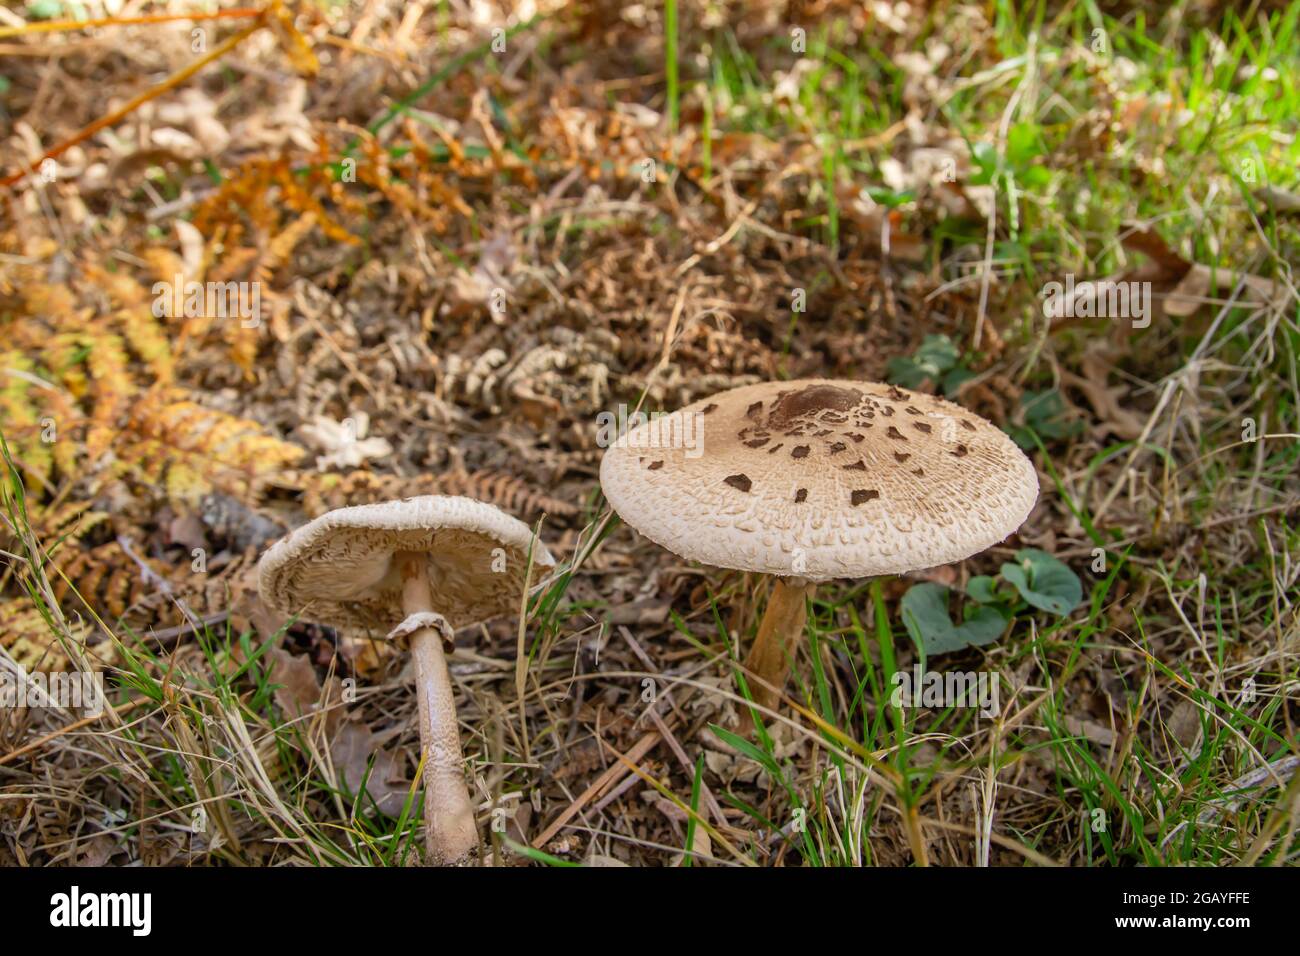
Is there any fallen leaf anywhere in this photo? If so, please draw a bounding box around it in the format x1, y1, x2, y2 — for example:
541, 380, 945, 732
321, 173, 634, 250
330, 721, 410, 817
268, 646, 334, 729
299, 413, 393, 471
1060, 346, 1147, 441
167, 511, 209, 552
1254, 186, 1300, 215
1062, 715, 1117, 748
268, 645, 410, 816
1163, 263, 1288, 317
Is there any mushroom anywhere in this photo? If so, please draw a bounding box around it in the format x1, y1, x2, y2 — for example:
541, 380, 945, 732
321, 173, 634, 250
599, 379, 1038, 727
257, 495, 555, 864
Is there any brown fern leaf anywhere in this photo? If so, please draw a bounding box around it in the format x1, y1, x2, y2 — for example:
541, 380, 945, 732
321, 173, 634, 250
293, 471, 420, 517
175, 553, 259, 621
118, 307, 175, 385
286, 468, 579, 522
194, 154, 359, 251
440, 469, 581, 522
81, 262, 176, 385
0, 351, 54, 485
10, 500, 110, 556
267, 0, 319, 77
83, 330, 137, 463
45, 538, 211, 643
355, 135, 459, 233
50, 542, 148, 624
256, 211, 318, 281
21, 280, 80, 323
124, 389, 305, 504
0, 597, 103, 672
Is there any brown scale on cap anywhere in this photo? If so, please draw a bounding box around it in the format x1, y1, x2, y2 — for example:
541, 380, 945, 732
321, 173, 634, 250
701, 383, 1003, 508
768, 383, 861, 428
598, 378, 1039, 581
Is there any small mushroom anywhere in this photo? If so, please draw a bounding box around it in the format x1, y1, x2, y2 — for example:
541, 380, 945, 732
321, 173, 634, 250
599, 379, 1037, 730
257, 496, 554, 864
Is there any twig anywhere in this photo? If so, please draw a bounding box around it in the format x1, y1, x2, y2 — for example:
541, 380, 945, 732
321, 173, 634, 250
0, 9, 260, 39
115, 534, 203, 633
919, 816, 1062, 867
1, 18, 265, 188
595, 733, 757, 866
618, 626, 728, 829
531, 729, 661, 848
0, 697, 150, 767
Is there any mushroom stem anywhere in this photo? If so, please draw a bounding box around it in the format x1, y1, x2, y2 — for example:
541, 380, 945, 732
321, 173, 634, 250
740, 576, 815, 732
397, 552, 478, 865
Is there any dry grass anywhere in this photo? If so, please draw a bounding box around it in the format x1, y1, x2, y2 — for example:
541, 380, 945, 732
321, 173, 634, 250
0, 0, 1297, 866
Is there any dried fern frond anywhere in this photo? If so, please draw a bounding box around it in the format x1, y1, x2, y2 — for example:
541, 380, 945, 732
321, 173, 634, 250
0, 353, 54, 485
123, 389, 305, 504
283, 467, 579, 522
82, 331, 136, 463
0, 499, 109, 558
0, 597, 106, 672
49, 542, 151, 626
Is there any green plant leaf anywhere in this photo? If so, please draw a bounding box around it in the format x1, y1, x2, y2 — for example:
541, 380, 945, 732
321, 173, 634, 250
1006, 123, 1045, 168
886, 358, 927, 389
914, 333, 960, 373
941, 365, 977, 396
1000, 548, 1082, 617
966, 575, 1000, 604
900, 583, 1008, 655
887, 334, 962, 389
27, 0, 64, 19
1021, 164, 1052, 188
866, 186, 916, 207
969, 141, 998, 185
1005, 388, 1082, 449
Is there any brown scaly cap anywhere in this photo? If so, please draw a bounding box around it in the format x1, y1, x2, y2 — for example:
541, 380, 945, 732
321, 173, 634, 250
599, 379, 1038, 581
257, 496, 555, 633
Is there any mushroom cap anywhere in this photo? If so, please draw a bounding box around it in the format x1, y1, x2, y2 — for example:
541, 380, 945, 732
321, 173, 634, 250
257, 496, 555, 633
599, 379, 1038, 582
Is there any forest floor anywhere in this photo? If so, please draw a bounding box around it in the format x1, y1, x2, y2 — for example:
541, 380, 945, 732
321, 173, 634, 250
0, 0, 1297, 866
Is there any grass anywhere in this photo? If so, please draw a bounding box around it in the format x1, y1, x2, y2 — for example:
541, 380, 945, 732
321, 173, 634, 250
0, 1, 1296, 867
651, 0, 1299, 866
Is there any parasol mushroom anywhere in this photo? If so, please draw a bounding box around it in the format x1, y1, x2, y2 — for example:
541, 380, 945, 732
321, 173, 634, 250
257, 495, 554, 864
599, 379, 1038, 729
